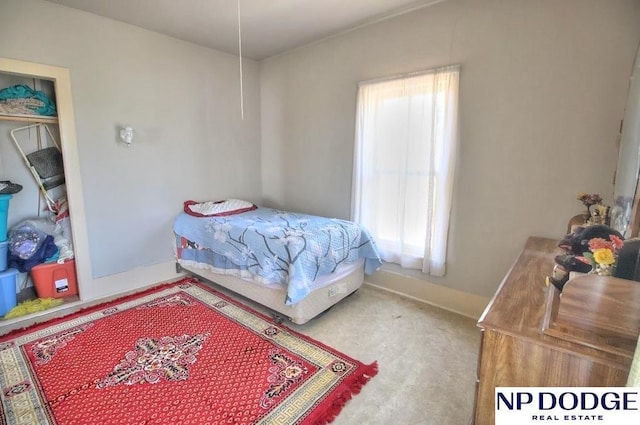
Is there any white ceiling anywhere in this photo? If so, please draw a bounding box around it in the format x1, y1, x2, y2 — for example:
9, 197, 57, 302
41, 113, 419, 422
43, 0, 442, 60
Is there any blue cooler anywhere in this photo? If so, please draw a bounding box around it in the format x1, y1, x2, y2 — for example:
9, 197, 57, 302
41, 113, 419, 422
0, 194, 11, 242
0, 268, 17, 316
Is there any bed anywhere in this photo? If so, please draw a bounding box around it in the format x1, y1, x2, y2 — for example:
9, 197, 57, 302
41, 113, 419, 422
173, 200, 382, 324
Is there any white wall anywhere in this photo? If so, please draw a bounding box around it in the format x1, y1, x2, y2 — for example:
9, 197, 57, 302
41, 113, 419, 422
2, 0, 639, 308
260, 0, 640, 297
0, 0, 262, 288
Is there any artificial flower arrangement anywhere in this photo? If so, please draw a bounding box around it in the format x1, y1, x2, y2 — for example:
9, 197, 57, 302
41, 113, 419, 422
576, 192, 609, 226
577, 192, 603, 210
577, 234, 624, 276
548, 225, 625, 290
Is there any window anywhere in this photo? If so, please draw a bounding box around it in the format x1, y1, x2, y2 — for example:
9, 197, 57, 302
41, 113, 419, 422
351, 65, 459, 276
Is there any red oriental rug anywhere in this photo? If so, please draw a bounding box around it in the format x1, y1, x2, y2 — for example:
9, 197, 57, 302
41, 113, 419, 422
0, 278, 377, 425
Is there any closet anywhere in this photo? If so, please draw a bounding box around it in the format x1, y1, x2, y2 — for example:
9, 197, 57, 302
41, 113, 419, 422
0, 57, 89, 325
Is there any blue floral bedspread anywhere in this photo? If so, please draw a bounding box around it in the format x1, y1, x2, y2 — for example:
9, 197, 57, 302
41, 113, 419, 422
173, 207, 382, 305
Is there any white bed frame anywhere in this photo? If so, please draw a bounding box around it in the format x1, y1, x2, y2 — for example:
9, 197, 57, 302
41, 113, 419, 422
176, 258, 365, 325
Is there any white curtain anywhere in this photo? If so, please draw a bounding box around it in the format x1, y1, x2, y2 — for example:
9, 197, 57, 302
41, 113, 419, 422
351, 65, 459, 276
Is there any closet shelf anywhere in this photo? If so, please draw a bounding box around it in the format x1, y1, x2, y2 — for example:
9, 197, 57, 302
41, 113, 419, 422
0, 113, 58, 124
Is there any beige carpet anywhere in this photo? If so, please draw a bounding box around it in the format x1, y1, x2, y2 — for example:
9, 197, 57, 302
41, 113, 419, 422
292, 285, 481, 425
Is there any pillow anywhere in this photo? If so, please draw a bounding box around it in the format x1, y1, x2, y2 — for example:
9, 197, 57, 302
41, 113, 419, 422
183, 199, 257, 217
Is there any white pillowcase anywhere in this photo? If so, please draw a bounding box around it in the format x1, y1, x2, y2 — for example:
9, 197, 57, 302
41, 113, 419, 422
188, 199, 254, 216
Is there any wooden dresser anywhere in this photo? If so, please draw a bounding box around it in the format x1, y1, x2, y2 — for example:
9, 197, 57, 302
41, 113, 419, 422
472, 236, 640, 425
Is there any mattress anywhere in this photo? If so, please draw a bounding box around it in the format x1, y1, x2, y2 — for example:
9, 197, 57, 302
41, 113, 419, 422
174, 206, 381, 304
173, 204, 381, 324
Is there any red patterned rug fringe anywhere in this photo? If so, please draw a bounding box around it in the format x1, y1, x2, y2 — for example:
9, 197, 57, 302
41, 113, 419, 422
314, 362, 379, 425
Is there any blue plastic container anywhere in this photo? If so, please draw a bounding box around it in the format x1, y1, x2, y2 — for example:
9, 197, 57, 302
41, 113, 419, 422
0, 268, 17, 317
0, 194, 12, 242
0, 241, 7, 272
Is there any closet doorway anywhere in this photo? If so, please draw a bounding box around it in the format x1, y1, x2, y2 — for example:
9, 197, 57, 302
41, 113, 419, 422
0, 57, 91, 322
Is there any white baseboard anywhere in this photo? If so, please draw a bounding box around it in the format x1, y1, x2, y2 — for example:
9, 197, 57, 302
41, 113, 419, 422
0, 260, 489, 335
80, 259, 183, 301
87, 262, 491, 320
364, 269, 490, 320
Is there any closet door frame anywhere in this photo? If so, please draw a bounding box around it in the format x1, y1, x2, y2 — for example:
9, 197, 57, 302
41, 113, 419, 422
0, 57, 91, 300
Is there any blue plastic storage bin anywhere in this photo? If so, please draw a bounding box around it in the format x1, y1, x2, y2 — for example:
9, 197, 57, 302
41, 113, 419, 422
0, 268, 17, 316
0, 241, 7, 272
0, 194, 11, 242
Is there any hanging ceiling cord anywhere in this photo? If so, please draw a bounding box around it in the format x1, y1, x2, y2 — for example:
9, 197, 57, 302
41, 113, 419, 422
237, 0, 244, 120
